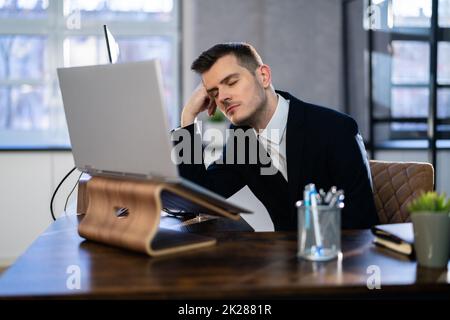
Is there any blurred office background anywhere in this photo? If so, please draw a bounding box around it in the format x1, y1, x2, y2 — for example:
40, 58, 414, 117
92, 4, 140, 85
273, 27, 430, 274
0, 0, 449, 267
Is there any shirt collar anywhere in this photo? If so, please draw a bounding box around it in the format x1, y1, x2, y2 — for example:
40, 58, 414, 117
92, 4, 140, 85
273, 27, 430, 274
254, 94, 290, 145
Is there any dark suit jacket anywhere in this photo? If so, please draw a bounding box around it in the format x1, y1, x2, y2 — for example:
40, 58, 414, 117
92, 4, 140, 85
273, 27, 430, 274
173, 91, 379, 230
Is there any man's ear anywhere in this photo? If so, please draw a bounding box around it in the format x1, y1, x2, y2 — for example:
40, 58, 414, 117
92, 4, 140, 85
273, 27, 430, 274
258, 64, 272, 89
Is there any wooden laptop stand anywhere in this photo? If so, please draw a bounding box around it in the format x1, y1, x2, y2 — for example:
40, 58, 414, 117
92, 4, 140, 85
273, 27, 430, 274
77, 175, 239, 256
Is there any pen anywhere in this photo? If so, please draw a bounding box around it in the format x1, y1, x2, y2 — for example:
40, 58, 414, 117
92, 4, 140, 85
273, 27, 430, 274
319, 189, 326, 202
309, 185, 323, 256
329, 190, 344, 208
303, 187, 311, 229
324, 186, 336, 203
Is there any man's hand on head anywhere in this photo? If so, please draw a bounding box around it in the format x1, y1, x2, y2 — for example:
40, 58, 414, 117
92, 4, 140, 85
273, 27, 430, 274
181, 83, 217, 127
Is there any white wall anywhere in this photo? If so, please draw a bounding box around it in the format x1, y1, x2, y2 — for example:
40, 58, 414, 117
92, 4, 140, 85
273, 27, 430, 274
0, 152, 76, 267
183, 0, 344, 111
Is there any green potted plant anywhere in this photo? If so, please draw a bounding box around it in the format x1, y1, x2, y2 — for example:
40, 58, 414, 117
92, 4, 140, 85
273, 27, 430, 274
208, 108, 226, 123
203, 108, 229, 150
407, 191, 450, 268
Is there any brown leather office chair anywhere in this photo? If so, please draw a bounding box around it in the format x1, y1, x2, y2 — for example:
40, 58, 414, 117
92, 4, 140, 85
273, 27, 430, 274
370, 160, 434, 224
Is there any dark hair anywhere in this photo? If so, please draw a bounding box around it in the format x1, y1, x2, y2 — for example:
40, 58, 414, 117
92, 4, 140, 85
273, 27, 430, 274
191, 42, 263, 74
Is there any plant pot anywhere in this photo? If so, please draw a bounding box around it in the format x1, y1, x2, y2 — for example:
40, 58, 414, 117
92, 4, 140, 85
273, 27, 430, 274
411, 212, 450, 268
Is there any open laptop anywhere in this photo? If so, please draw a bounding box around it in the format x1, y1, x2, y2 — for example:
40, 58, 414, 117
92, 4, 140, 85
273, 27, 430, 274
57, 59, 252, 217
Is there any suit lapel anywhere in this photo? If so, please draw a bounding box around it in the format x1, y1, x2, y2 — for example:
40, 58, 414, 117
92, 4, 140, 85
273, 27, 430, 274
234, 91, 307, 207
280, 91, 306, 206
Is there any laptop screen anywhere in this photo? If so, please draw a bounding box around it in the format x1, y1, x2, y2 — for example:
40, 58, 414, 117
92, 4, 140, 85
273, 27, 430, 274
57, 60, 178, 181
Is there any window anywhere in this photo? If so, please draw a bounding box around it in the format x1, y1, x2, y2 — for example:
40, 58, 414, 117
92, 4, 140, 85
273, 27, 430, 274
392, 0, 431, 27
0, 0, 179, 149
367, 0, 450, 150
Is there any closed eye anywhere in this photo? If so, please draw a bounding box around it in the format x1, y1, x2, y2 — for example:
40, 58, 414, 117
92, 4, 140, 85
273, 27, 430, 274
209, 79, 238, 99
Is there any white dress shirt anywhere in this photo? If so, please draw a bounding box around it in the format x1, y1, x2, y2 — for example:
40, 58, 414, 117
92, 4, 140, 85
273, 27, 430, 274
253, 94, 372, 187
254, 94, 290, 181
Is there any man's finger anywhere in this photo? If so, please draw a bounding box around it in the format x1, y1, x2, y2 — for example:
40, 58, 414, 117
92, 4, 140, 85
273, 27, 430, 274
208, 102, 217, 116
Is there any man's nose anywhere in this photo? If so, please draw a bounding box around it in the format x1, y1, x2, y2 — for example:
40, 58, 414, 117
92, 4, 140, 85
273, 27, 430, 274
219, 90, 232, 106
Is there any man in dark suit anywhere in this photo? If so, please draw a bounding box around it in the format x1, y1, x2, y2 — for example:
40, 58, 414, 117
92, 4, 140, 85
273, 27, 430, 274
172, 42, 378, 230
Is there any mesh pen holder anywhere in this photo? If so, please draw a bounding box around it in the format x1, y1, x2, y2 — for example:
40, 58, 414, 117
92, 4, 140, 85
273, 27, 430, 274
296, 202, 342, 261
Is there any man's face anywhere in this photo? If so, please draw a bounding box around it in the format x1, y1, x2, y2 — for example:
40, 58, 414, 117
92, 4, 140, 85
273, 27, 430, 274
202, 54, 267, 126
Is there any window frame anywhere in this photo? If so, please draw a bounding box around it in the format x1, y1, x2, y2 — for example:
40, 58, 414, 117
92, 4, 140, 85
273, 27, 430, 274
364, 0, 450, 176
0, 0, 180, 150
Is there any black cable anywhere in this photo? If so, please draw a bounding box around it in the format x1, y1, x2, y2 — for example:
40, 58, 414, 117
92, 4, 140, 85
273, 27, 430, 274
64, 171, 83, 215
162, 207, 197, 218
50, 166, 77, 221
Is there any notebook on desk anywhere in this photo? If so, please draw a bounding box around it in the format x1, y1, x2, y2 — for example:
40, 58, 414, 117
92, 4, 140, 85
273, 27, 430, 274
371, 223, 414, 257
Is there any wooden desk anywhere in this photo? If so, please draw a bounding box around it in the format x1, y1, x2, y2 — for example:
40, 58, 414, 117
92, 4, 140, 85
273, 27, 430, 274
0, 215, 448, 299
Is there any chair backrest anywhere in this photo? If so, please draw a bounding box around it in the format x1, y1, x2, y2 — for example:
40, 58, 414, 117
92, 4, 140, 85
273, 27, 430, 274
370, 160, 434, 224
